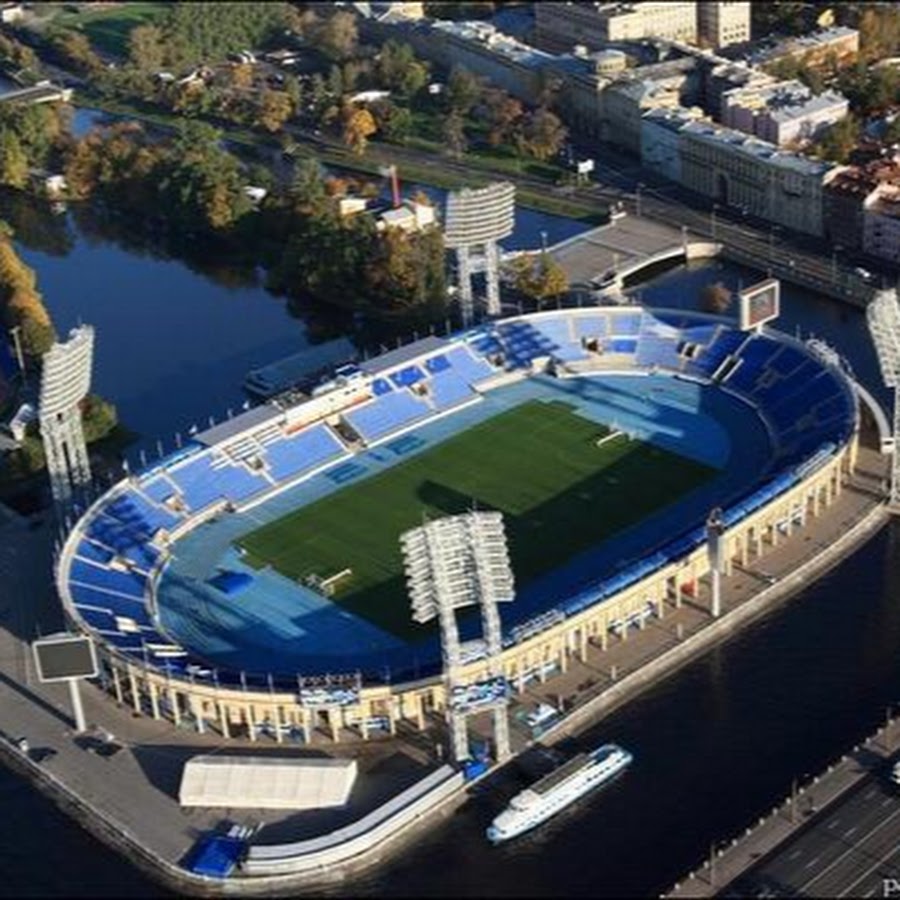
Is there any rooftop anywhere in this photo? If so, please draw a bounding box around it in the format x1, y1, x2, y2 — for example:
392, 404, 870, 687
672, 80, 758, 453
432, 19, 556, 69
681, 119, 833, 175
725, 80, 848, 123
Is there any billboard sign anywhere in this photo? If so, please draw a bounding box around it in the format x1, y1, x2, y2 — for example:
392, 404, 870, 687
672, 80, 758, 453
33, 633, 97, 682
739, 278, 780, 331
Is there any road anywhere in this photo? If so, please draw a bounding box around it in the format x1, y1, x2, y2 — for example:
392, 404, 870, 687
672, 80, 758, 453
724, 764, 900, 898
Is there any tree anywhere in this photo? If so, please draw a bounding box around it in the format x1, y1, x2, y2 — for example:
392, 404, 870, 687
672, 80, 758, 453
443, 110, 468, 159
127, 24, 165, 72
254, 90, 293, 132
316, 11, 358, 61
375, 41, 428, 98
483, 87, 523, 148
0, 233, 57, 356
0, 131, 28, 189
290, 157, 329, 215
52, 31, 102, 76
699, 282, 732, 314
506, 252, 568, 305
342, 104, 377, 156
446, 65, 481, 115
812, 114, 860, 163
371, 100, 412, 144
515, 108, 567, 161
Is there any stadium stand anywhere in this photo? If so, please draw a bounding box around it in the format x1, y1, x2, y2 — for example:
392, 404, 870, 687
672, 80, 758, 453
60, 308, 858, 686
263, 424, 346, 483
343, 390, 431, 443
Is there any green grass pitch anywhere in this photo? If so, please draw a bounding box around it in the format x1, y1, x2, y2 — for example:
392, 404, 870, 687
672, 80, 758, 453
238, 400, 716, 639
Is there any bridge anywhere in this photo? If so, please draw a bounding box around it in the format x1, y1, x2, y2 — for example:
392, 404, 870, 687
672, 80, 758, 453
0, 80, 73, 106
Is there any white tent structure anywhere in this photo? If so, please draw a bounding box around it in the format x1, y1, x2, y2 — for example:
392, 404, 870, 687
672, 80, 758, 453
179, 755, 358, 810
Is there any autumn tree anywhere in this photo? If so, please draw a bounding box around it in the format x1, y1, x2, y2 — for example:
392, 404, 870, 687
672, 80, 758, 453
446, 65, 481, 115
0, 232, 56, 356
0, 131, 28, 190
128, 24, 165, 72
342, 104, 377, 156
482, 87, 523, 148
700, 281, 732, 314
254, 90, 293, 132
443, 110, 468, 159
506, 252, 569, 305
515, 108, 568, 161
315, 11, 359, 61
52, 31, 102, 77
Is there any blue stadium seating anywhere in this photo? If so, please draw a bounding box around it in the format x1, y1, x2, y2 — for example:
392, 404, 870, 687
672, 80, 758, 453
264, 424, 345, 483
70, 559, 147, 599
142, 476, 178, 506
108, 490, 181, 534
169, 453, 268, 511
768, 345, 807, 376
389, 365, 425, 388
467, 330, 503, 357
497, 321, 561, 367
424, 354, 451, 374
344, 389, 431, 442
429, 371, 476, 410
572, 314, 608, 340
611, 313, 642, 335
76, 538, 115, 566
371, 378, 393, 396
607, 338, 638, 354
70, 582, 149, 619
444, 345, 495, 383
686, 329, 746, 378
636, 331, 681, 369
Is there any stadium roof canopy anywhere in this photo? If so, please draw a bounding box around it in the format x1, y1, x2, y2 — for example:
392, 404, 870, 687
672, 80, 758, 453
195, 405, 281, 447
179, 755, 358, 810
360, 336, 447, 375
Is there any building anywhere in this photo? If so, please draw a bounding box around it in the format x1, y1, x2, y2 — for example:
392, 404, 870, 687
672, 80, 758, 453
697, 1, 751, 49
641, 105, 705, 182
0, 3, 24, 24
822, 160, 900, 250
748, 26, 859, 70
721, 80, 848, 147
422, 20, 556, 104
863, 183, 900, 265
535, 1, 750, 52
674, 118, 832, 235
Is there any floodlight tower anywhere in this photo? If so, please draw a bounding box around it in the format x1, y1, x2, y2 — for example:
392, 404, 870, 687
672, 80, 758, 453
444, 182, 516, 325
706, 507, 725, 618
867, 288, 900, 509
39, 325, 95, 508
401, 511, 515, 764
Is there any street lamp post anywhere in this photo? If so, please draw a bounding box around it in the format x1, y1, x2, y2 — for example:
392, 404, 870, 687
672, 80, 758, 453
636, 183, 643, 217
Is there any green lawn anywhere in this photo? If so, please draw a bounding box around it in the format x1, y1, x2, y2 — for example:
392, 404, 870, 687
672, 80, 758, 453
238, 400, 715, 639
50, 2, 170, 58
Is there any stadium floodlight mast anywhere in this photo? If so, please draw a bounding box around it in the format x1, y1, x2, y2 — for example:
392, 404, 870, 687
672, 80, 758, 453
39, 324, 95, 509
867, 288, 900, 508
444, 182, 516, 326
401, 511, 515, 764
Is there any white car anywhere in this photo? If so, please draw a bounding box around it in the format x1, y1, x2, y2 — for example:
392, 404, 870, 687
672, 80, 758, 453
854, 266, 875, 282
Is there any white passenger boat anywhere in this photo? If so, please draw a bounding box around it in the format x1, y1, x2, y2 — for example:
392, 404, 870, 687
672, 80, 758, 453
487, 743, 632, 843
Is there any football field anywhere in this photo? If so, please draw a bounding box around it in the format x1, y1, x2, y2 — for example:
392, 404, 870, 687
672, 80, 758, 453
238, 400, 715, 639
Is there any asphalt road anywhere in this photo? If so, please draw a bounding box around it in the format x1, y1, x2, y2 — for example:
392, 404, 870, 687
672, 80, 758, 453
725, 763, 900, 898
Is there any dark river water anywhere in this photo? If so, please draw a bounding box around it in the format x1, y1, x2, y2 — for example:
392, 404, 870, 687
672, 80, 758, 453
2, 170, 899, 897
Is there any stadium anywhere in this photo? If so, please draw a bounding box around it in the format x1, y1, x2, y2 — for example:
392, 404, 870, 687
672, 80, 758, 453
55, 302, 860, 743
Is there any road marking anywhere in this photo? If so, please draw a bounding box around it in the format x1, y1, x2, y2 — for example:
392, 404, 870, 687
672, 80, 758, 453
883, 797, 893, 808
828, 819, 841, 829
864, 788, 877, 800
840, 846, 900, 897
789, 850, 802, 860
804, 855, 821, 870
799, 797, 900, 895
845, 826, 858, 837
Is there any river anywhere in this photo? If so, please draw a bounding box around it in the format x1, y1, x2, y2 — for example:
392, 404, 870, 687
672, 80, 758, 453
2, 160, 900, 896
